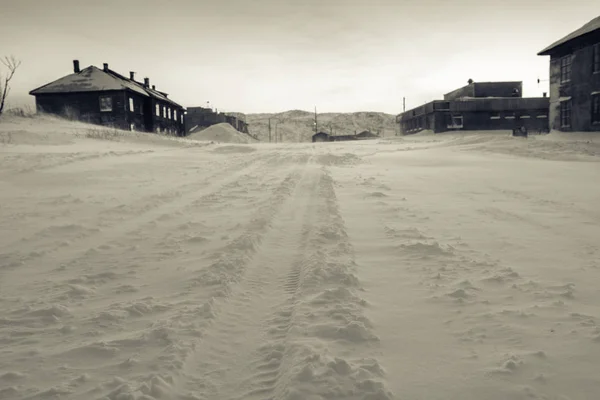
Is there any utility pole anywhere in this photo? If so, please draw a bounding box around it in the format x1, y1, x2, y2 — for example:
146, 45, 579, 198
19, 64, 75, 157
403, 97, 406, 113
268, 118, 272, 143
314, 106, 318, 133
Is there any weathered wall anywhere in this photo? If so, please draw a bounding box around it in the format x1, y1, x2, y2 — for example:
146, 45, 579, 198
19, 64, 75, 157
473, 82, 522, 98
35, 91, 129, 130
546, 30, 600, 132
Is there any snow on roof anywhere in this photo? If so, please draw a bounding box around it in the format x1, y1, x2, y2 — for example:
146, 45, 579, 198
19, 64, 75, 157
30, 65, 184, 108
538, 15, 600, 55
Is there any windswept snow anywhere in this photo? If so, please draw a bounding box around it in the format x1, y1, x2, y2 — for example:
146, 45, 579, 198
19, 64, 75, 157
1, 117, 600, 400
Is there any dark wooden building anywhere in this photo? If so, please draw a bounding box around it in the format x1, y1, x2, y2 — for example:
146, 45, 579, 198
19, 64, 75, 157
184, 106, 249, 135
397, 81, 549, 135
537, 16, 600, 132
29, 60, 186, 136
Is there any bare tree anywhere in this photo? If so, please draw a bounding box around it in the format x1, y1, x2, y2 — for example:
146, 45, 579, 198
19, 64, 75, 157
0, 56, 22, 115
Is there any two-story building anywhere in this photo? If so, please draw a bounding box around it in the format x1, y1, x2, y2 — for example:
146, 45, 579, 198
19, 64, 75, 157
537, 16, 600, 132
30, 60, 186, 136
397, 81, 549, 135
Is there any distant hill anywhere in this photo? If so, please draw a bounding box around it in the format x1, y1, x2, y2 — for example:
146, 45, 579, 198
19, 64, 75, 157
228, 110, 398, 142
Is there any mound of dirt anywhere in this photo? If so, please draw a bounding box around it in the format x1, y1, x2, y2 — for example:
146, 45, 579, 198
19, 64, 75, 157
188, 123, 254, 144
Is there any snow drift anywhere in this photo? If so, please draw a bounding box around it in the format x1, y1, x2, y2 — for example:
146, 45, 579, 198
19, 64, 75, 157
1, 115, 600, 400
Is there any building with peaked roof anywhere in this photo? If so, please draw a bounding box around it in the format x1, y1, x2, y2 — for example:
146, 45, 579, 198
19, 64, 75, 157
29, 60, 186, 136
537, 16, 600, 132
397, 81, 549, 135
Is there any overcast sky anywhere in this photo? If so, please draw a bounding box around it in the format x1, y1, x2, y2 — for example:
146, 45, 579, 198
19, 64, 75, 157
0, 0, 597, 114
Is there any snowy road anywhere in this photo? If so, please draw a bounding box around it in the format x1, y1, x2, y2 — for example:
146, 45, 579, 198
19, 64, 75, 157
1, 126, 600, 400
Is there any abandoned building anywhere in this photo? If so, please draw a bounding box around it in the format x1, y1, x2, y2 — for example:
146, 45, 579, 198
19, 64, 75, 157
397, 81, 549, 135
312, 132, 330, 142
537, 15, 600, 132
29, 60, 186, 135
184, 106, 249, 135
355, 130, 380, 139
311, 130, 380, 142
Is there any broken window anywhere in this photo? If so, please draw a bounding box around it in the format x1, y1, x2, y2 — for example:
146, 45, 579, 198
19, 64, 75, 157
99, 96, 113, 112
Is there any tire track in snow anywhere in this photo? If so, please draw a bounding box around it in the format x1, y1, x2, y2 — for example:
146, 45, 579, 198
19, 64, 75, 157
0, 151, 273, 261
0, 152, 282, 293
232, 166, 393, 400
82, 157, 312, 400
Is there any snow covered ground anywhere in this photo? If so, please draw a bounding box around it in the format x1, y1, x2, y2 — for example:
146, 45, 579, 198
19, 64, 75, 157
1, 116, 600, 400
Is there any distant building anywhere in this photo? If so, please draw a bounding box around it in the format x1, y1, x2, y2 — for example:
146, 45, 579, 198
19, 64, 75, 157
312, 130, 380, 143
312, 132, 330, 142
185, 106, 249, 135
355, 130, 380, 139
397, 81, 549, 135
29, 60, 185, 136
537, 16, 600, 132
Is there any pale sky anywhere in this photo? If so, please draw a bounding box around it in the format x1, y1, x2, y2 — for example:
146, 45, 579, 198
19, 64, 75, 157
0, 0, 598, 114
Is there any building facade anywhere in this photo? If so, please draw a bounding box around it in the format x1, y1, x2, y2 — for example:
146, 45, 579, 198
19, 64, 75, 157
538, 16, 600, 132
30, 60, 186, 135
397, 81, 549, 135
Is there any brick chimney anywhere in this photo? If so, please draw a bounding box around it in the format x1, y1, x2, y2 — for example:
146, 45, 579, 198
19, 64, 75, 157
73, 60, 80, 73
144, 78, 149, 88
103, 63, 109, 72
152, 85, 155, 90
130, 71, 135, 80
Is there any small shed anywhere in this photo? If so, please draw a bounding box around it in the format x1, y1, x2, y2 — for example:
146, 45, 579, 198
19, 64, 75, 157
312, 131, 330, 142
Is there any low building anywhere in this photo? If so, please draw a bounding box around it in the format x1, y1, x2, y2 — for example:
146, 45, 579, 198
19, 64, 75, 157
312, 132, 330, 142
185, 106, 249, 135
29, 60, 186, 135
537, 15, 600, 132
355, 130, 380, 139
397, 81, 549, 135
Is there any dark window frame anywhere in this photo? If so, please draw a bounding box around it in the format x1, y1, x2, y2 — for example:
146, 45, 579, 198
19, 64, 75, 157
592, 94, 600, 125
99, 95, 113, 112
593, 43, 600, 74
560, 100, 572, 128
560, 54, 572, 83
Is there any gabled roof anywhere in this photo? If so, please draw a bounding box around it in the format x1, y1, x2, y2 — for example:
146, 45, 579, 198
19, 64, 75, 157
538, 15, 600, 55
30, 65, 184, 108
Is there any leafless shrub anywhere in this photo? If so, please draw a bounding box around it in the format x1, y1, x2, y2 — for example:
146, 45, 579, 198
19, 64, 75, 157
0, 56, 22, 116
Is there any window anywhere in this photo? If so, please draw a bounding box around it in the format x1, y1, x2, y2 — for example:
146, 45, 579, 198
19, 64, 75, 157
130, 123, 135, 131
99, 96, 113, 112
162, 106, 166, 118
521, 115, 531, 119
505, 112, 515, 120
594, 43, 600, 74
446, 114, 463, 128
129, 98, 134, 112
560, 55, 572, 83
174, 110, 177, 121
155, 104, 160, 116
560, 100, 571, 128
167, 108, 172, 120
592, 94, 600, 124
490, 112, 500, 119
181, 114, 184, 124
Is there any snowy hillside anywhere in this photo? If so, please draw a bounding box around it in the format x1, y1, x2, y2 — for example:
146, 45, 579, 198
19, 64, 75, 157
1, 115, 600, 400
239, 110, 398, 142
